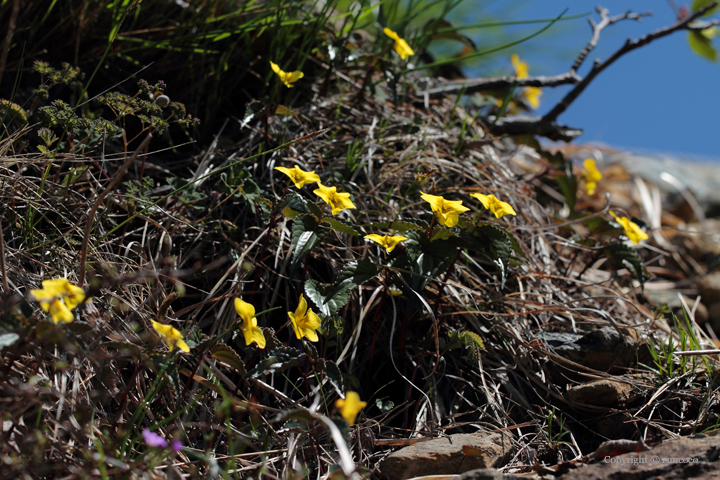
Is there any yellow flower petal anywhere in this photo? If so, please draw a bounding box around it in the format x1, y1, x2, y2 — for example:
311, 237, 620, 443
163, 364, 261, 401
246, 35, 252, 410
30, 278, 85, 324
335, 391, 367, 425
383, 28, 415, 59
48, 299, 74, 324
364, 234, 408, 253
582, 159, 602, 195
151, 320, 191, 353
420, 191, 469, 228
274, 165, 321, 189
288, 294, 321, 342
235, 298, 266, 349
470, 193, 517, 219
510, 54, 541, 109
270, 61, 304, 88
610, 211, 649, 245
313, 183, 356, 215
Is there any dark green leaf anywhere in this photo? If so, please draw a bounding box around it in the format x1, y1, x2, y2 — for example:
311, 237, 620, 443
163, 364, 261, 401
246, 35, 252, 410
291, 214, 328, 276
325, 260, 381, 304
211, 344, 246, 375
245, 347, 306, 378
305, 279, 351, 316
318, 359, 344, 396
692, 0, 720, 16
320, 217, 362, 236
604, 242, 648, 290
364, 218, 429, 232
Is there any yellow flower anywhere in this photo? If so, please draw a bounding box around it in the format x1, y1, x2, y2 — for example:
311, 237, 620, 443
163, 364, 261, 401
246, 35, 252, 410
335, 391, 367, 425
383, 28, 415, 59
313, 183, 356, 215
288, 294, 321, 342
511, 53, 542, 109
470, 193, 517, 219
420, 191, 470, 228
581, 159, 602, 195
234, 298, 266, 349
151, 320, 191, 353
364, 234, 408, 253
270, 61, 304, 88
274, 165, 321, 189
610, 211, 649, 245
30, 278, 85, 324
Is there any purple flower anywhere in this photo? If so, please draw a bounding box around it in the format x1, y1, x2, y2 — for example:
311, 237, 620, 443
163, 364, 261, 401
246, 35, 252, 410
143, 428, 168, 448
171, 439, 184, 452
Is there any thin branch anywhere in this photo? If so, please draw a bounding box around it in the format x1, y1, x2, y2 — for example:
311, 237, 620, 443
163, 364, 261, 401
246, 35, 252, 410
422, 72, 581, 98
544, 2, 719, 123
570, 8, 652, 74
488, 115, 583, 142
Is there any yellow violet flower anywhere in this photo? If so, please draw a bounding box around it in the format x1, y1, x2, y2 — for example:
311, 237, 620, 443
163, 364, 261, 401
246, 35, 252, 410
274, 165, 321, 189
335, 391, 367, 425
288, 294, 321, 342
270, 61, 304, 88
610, 211, 649, 245
234, 298, 266, 349
313, 183, 357, 215
420, 191, 470, 228
383, 28, 415, 59
511, 53, 542, 109
30, 278, 85, 324
151, 320, 191, 353
581, 159, 602, 195
364, 234, 408, 253
470, 193, 517, 219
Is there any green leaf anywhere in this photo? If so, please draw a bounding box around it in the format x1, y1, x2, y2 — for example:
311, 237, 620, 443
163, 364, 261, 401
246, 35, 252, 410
430, 226, 456, 242
210, 344, 246, 375
282, 191, 322, 218
240, 100, 265, 130
692, 0, 720, 16
604, 242, 648, 290
689, 30, 718, 61
291, 214, 328, 276
324, 260, 381, 304
305, 279, 351, 316
318, 359, 345, 396
245, 347, 306, 378
464, 223, 514, 288
320, 217, 362, 236
364, 218, 429, 232
459, 331, 485, 363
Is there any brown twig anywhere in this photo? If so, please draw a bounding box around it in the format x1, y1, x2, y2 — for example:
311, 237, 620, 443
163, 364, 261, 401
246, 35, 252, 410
78, 132, 153, 285
0, 216, 8, 292
0, 0, 20, 84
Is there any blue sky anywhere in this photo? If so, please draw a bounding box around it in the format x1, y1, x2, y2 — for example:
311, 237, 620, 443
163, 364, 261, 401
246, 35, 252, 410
463, 1, 720, 158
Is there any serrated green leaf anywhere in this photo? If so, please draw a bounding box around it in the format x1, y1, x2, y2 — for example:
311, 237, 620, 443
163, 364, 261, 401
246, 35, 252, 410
364, 218, 429, 232
246, 347, 306, 378
320, 217, 362, 236
430, 226, 456, 242
211, 344, 246, 375
689, 30, 718, 61
318, 359, 344, 396
325, 260, 381, 304
291, 214, 328, 276
240, 100, 265, 129
305, 279, 351, 316
282, 207, 302, 219
460, 331, 485, 363
464, 223, 514, 288
281, 191, 323, 218
604, 242, 648, 290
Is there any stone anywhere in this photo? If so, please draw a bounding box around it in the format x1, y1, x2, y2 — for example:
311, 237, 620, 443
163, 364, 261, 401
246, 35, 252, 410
564, 379, 632, 406
538, 327, 638, 373
379, 432, 514, 480
699, 272, 720, 306
458, 468, 522, 480
557, 434, 720, 479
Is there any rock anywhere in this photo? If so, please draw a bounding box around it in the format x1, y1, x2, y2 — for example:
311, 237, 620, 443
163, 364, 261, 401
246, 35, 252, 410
557, 434, 720, 479
458, 468, 522, 480
699, 272, 720, 306
644, 290, 708, 325
379, 432, 514, 480
564, 379, 632, 407
538, 327, 638, 373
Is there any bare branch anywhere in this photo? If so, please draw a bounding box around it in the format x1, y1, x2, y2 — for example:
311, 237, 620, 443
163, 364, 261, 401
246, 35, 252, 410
422, 72, 581, 98
544, 2, 719, 123
570, 7, 652, 74
488, 115, 583, 142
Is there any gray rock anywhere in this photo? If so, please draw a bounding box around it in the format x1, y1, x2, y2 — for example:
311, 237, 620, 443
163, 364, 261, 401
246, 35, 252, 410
564, 379, 632, 407
538, 327, 637, 373
379, 432, 514, 480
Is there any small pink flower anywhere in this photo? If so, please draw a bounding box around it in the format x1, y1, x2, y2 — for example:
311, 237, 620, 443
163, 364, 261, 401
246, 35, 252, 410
143, 428, 168, 448
171, 439, 184, 452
